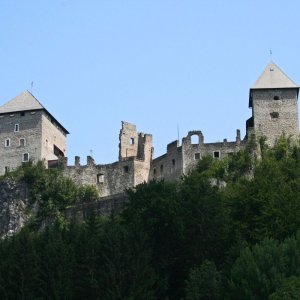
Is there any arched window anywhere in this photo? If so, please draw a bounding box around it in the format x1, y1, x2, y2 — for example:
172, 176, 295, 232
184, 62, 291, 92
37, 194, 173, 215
191, 135, 199, 145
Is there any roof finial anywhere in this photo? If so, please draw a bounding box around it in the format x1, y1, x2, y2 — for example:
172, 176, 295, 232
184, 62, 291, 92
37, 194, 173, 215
269, 48, 272, 60
30, 81, 33, 93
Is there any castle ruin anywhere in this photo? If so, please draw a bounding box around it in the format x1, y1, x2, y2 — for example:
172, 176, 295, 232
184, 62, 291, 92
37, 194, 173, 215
0, 62, 298, 197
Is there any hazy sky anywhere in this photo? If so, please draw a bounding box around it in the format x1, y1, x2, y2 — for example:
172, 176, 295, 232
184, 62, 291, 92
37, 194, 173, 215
1, 0, 300, 164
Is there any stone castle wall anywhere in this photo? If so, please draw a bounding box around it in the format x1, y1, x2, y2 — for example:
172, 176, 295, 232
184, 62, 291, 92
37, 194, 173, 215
250, 88, 299, 145
0, 111, 43, 175
150, 129, 243, 182
64, 122, 153, 197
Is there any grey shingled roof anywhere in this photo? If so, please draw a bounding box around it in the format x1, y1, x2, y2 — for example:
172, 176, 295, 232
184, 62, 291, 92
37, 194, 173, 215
0, 90, 69, 134
251, 62, 298, 89
0, 90, 44, 113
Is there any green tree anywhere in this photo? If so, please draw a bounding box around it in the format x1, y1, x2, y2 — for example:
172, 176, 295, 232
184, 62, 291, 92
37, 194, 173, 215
269, 276, 300, 300
185, 260, 222, 300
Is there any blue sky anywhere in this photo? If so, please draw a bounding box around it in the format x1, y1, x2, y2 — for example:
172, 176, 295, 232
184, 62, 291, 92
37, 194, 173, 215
1, 0, 300, 164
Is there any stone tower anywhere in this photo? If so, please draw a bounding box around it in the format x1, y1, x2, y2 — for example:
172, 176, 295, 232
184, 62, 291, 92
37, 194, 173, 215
246, 62, 299, 145
0, 91, 69, 175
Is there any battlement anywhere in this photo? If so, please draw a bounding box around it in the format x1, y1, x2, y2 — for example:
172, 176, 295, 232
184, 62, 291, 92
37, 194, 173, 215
1, 61, 298, 197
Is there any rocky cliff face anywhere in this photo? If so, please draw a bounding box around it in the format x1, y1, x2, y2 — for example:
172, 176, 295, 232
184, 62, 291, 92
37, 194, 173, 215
0, 177, 30, 238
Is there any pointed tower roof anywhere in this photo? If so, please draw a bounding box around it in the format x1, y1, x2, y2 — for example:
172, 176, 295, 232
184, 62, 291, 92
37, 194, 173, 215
251, 62, 298, 89
0, 90, 69, 134
0, 90, 44, 113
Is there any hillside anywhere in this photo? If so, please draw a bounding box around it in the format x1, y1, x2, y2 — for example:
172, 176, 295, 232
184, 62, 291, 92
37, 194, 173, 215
0, 137, 300, 299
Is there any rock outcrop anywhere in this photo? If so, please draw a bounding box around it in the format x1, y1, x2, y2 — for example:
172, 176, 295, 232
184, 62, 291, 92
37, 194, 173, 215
0, 177, 30, 238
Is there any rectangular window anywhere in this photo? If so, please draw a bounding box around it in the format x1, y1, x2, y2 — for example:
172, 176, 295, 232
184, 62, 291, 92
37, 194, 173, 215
14, 124, 19, 132
172, 159, 175, 166
19, 138, 26, 147
97, 173, 104, 183
5, 166, 10, 174
160, 165, 164, 173
194, 153, 201, 160
130, 138, 134, 145
5, 139, 10, 147
270, 112, 279, 119
213, 151, 220, 159
123, 166, 129, 174
22, 153, 29, 162
20, 112, 25, 117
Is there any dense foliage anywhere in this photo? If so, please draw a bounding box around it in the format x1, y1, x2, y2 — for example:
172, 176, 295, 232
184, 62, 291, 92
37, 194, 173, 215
0, 137, 300, 299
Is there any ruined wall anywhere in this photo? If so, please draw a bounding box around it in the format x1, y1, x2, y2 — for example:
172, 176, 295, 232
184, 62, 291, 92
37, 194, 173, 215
65, 156, 136, 197
0, 111, 43, 175
182, 130, 243, 174
65, 121, 153, 198
151, 130, 244, 182
119, 121, 139, 160
182, 131, 204, 175
151, 140, 183, 181
251, 88, 299, 146
65, 193, 128, 220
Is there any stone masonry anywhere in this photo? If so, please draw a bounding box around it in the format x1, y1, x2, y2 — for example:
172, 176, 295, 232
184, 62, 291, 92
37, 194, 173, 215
0, 91, 68, 175
0, 62, 299, 197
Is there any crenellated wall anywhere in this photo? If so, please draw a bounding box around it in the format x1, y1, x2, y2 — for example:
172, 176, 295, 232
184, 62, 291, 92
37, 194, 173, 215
151, 129, 244, 182
64, 122, 153, 197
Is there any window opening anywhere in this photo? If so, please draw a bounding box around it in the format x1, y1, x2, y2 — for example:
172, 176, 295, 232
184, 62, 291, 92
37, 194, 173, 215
270, 112, 279, 119
213, 151, 220, 159
123, 166, 129, 173
20, 112, 25, 116
194, 153, 200, 160
14, 124, 19, 132
5, 166, 10, 174
191, 135, 199, 145
153, 168, 156, 176
54, 145, 64, 157
160, 165, 164, 173
23, 153, 29, 162
5, 139, 10, 147
130, 138, 134, 145
172, 159, 175, 166
274, 96, 280, 100
97, 174, 104, 183
19, 138, 26, 147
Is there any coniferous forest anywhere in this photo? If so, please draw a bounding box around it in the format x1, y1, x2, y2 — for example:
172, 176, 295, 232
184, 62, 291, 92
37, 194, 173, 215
1, 137, 300, 299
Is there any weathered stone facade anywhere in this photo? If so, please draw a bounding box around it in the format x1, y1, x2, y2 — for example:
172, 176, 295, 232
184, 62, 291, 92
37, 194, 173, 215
150, 129, 243, 181
0, 91, 68, 175
1, 62, 299, 198
64, 121, 153, 197
246, 62, 299, 145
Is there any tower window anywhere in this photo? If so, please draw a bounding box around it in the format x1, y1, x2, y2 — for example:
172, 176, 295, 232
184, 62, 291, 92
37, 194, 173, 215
130, 138, 134, 145
274, 96, 280, 100
14, 124, 19, 132
160, 165, 164, 173
123, 166, 129, 173
172, 159, 175, 166
20, 112, 25, 117
5, 166, 10, 174
97, 174, 104, 183
22, 153, 29, 162
153, 168, 156, 176
213, 151, 220, 159
19, 138, 26, 147
5, 139, 10, 147
270, 112, 279, 119
195, 153, 200, 160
